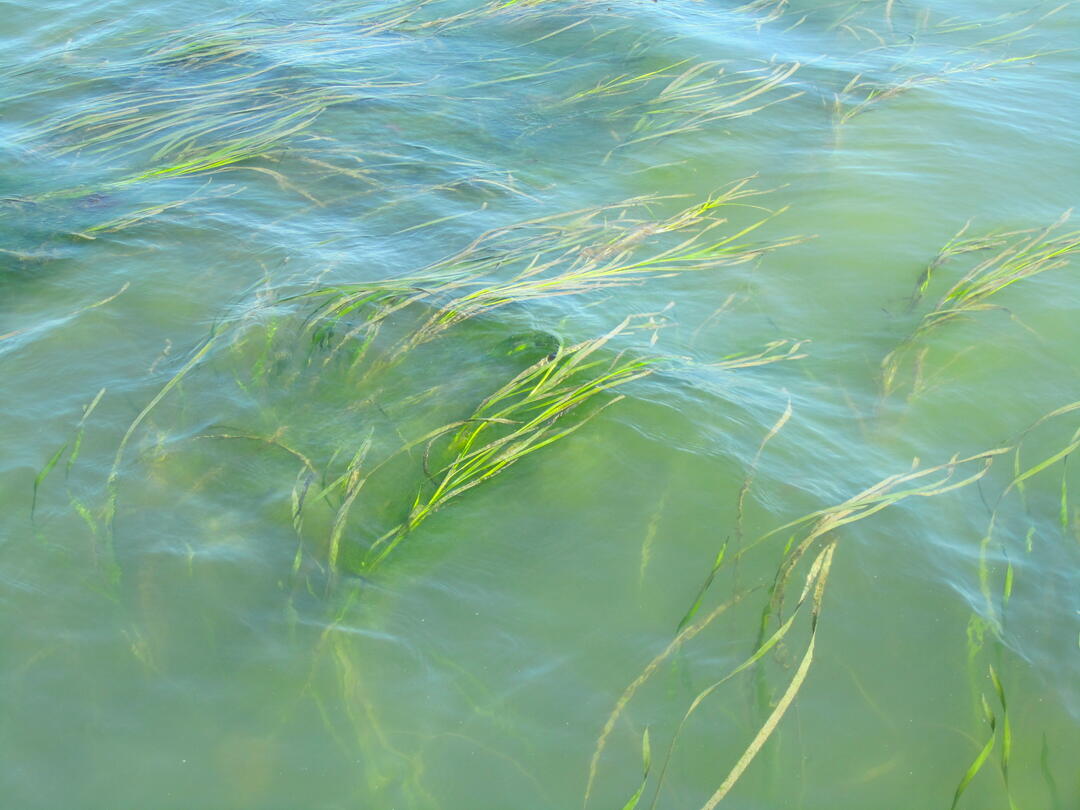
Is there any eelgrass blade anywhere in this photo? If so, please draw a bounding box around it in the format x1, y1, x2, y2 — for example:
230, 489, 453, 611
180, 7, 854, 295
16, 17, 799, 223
977, 413, 1080, 629
31, 445, 67, 522
950, 694, 997, 810
988, 666, 1016, 809
676, 543, 727, 634
31, 385, 109, 522
699, 544, 834, 810
0, 283, 129, 350
327, 433, 374, 575
620, 727, 651, 810
651, 542, 833, 809
104, 327, 224, 568
582, 589, 750, 810
703, 632, 817, 809
66, 387, 107, 477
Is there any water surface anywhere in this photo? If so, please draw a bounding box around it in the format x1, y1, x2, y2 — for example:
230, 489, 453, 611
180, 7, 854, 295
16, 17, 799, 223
2, 1, 1079, 808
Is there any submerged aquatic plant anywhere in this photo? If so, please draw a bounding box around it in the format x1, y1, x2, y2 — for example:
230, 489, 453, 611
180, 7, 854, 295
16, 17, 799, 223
360, 319, 653, 571
951, 400, 1080, 809
0, 282, 128, 350
18, 12, 425, 207
15, 2, 1078, 805
826, 0, 1067, 132
79, 176, 806, 595
556, 57, 801, 155
832, 47, 1049, 127
70, 182, 242, 239
971, 399, 1080, 632
32, 81, 371, 197
881, 213, 1080, 398
584, 445, 1007, 809
297, 179, 804, 366
612, 61, 801, 151
735, 0, 793, 29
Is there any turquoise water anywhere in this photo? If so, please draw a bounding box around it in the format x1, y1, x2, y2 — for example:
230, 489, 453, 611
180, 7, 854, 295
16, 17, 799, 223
2, 1, 1078, 808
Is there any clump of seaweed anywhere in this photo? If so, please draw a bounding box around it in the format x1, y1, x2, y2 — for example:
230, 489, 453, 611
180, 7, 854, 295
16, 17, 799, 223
558, 59, 801, 155
296, 179, 804, 368
614, 61, 801, 150
881, 213, 1080, 399
81, 182, 806, 593
30, 73, 374, 192
819, 0, 1071, 137
832, 47, 1050, 127
359, 318, 654, 571
17, 10, 427, 209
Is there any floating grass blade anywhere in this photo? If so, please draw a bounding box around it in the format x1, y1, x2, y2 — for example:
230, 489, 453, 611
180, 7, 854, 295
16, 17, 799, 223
73, 183, 241, 238
708, 340, 808, 371
1040, 732, 1062, 809
988, 665, 1016, 808
327, 433, 375, 573
66, 387, 107, 478
104, 327, 224, 556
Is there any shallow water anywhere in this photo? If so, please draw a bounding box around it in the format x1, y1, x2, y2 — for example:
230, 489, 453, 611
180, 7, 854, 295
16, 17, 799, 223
2, 1, 1079, 808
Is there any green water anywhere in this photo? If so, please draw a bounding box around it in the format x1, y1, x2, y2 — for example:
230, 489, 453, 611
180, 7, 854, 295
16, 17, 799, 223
2, 1, 1078, 808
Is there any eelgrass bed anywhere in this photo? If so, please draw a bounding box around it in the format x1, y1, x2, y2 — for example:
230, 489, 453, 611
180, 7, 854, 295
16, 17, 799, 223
5, 0, 1079, 807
